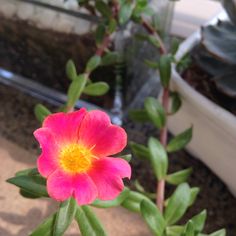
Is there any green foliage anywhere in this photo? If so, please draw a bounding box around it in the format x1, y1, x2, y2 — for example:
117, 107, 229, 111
164, 183, 191, 225
148, 137, 168, 180
34, 104, 51, 123
166, 127, 193, 153
144, 97, 166, 129
95, 1, 112, 19
129, 109, 150, 122
166, 168, 192, 185
66, 73, 87, 108
86, 55, 101, 72
170, 92, 182, 114
101, 52, 119, 66
66, 59, 77, 81
53, 198, 77, 236
75, 206, 107, 236
159, 55, 172, 88
95, 24, 106, 45
119, 2, 133, 25
130, 141, 150, 160
140, 199, 166, 236
83, 82, 109, 96
7, 175, 48, 198
30, 213, 56, 236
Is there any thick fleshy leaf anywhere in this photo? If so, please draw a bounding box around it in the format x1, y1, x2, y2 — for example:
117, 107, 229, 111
101, 52, 119, 66
129, 109, 150, 122
209, 229, 226, 236
164, 183, 191, 225
7, 175, 48, 198
121, 190, 150, 213
95, 24, 106, 45
166, 225, 184, 236
86, 55, 101, 72
83, 82, 109, 96
182, 220, 195, 236
188, 187, 200, 207
53, 198, 77, 236
75, 206, 107, 236
170, 92, 182, 115
144, 97, 166, 129
140, 199, 166, 236
66, 59, 77, 81
190, 210, 207, 233
34, 104, 51, 123
67, 74, 87, 108
91, 188, 130, 208
119, 2, 133, 25
130, 141, 150, 160
166, 168, 192, 185
159, 55, 172, 88
148, 137, 168, 180
30, 213, 56, 236
79, 110, 127, 157
95, 1, 112, 19
166, 127, 193, 153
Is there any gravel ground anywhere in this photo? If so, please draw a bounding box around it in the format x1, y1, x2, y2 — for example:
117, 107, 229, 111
0, 83, 235, 235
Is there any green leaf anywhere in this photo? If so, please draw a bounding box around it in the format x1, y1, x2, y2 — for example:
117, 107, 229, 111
19, 189, 40, 199
129, 109, 150, 122
121, 190, 150, 213
119, 2, 133, 25
53, 198, 77, 236
75, 206, 107, 236
95, 1, 112, 19
119, 154, 132, 162
130, 141, 150, 160
101, 52, 119, 66
148, 137, 168, 180
144, 59, 159, 69
15, 168, 39, 177
95, 24, 106, 45
144, 97, 166, 129
34, 104, 51, 123
188, 187, 200, 207
91, 188, 130, 208
171, 38, 180, 55
108, 18, 117, 34
182, 220, 195, 236
159, 55, 172, 88
148, 35, 160, 48
164, 183, 191, 225
66, 59, 77, 81
170, 92, 182, 115
86, 55, 101, 72
30, 213, 56, 236
166, 225, 185, 236
191, 210, 207, 233
166, 168, 192, 185
67, 73, 87, 108
140, 199, 166, 236
167, 127, 193, 153
7, 175, 48, 198
83, 82, 109, 96
209, 229, 226, 236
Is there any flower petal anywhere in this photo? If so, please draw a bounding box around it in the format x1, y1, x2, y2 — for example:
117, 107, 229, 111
73, 174, 97, 205
43, 108, 86, 143
47, 170, 73, 201
79, 110, 127, 157
34, 128, 59, 177
89, 157, 131, 200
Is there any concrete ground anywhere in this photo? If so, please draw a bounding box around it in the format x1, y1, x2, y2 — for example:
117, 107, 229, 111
0, 137, 150, 236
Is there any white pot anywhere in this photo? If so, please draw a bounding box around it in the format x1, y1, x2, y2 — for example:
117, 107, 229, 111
168, 12, 236, 196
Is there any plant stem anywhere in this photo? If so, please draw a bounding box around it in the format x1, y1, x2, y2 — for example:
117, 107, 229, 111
141, 18, 170, 213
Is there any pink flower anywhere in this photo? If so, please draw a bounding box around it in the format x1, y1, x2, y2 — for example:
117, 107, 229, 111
34, 108, 131, 205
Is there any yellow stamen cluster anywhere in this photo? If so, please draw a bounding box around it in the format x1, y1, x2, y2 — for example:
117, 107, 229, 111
59, 144, 95, 174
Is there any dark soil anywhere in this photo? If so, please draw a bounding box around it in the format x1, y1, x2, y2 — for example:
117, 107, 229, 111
0, 15, 115, 109
182, 63, 236, 116
0, 83, 235, 235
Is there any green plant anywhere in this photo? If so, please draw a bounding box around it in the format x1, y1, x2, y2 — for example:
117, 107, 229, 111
6, 0, 227, 235
193, 0, 236, 98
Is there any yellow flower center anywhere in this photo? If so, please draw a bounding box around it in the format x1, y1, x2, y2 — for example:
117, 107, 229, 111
59, 144, 95, 174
